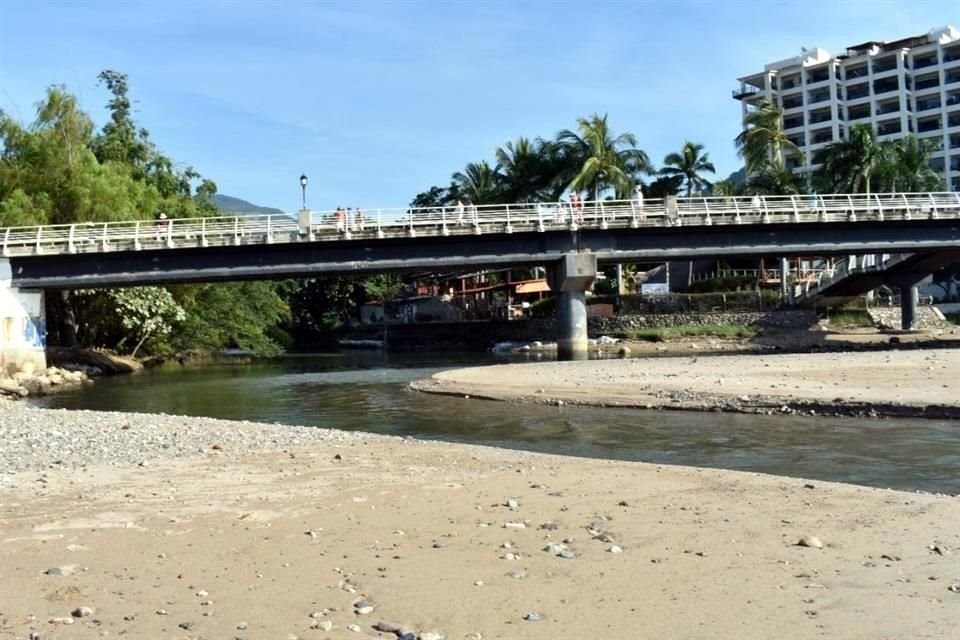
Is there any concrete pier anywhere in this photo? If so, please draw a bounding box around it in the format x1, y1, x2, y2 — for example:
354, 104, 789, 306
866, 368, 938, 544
900, 284, 919, 331
0, 259, 46, 374
549, 253, 597, 361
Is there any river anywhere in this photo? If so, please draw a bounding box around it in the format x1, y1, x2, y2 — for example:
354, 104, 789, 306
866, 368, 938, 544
33, 351, 960, 494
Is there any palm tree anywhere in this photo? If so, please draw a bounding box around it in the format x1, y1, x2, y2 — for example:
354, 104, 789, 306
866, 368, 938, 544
884, 136, 944, 192
451, 161, 503, 204
494, 137, 554, 202
660, 141, 716, 196
734, 100, 803, 174
557, 113, 652, 200
813, 123, 891, 194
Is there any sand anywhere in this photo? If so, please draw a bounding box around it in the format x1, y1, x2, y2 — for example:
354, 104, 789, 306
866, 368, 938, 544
412, 347, 960, 418
2, 349, 960, 639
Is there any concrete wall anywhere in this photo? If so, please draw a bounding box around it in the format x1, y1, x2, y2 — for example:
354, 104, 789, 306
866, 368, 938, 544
380, 310, 817, 351
0, 259, 47, 374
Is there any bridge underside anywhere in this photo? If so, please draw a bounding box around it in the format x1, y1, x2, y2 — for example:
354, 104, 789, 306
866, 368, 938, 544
9, 219, 960, 289
800, 251, 960, 307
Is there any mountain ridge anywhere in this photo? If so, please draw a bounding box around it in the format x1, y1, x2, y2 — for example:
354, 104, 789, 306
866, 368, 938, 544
211, 194, 284, 215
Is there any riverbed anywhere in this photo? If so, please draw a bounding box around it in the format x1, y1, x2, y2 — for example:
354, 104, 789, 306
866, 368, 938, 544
31, 350, 960, 493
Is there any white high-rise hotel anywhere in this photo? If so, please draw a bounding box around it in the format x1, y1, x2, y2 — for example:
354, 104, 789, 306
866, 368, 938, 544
734, 25, 960, 191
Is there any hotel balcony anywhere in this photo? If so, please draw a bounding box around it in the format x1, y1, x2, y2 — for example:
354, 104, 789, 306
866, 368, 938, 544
732, 85, 762, 100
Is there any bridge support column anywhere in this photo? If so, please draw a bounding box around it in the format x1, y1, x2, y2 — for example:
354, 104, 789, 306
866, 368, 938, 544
549, 253, 597, 361
0, 259, 47, 375
899, 285, 919, 331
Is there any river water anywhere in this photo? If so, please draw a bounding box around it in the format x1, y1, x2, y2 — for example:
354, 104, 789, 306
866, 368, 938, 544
34, 351, 960, 494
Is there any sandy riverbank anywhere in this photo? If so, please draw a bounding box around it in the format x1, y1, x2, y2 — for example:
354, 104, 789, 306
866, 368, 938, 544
0, 402, 958, 639
412, 347, 960, 419
4, 345, 960, 638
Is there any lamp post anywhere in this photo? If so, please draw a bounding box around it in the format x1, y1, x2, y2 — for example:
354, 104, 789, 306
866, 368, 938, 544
299, 174, 308, 210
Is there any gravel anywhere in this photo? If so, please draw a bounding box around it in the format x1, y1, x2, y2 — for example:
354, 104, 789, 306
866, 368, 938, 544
0, 405, 385, 483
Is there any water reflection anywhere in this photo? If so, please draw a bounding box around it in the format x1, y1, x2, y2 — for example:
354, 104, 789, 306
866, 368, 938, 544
34, 351, 960, 493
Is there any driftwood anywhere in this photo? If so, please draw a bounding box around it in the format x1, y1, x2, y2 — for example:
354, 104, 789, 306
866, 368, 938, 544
46, 348, 142, 375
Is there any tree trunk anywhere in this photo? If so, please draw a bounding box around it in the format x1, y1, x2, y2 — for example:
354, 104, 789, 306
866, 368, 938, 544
59, 290, 78, 347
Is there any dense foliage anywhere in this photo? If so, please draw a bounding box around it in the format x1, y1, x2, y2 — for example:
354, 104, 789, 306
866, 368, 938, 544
0, 73, 303, 357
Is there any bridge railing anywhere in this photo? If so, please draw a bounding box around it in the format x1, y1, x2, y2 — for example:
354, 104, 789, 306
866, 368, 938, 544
2, 192, 959, 257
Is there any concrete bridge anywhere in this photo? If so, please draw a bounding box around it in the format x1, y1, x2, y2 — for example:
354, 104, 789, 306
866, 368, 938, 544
1, 191, 959, 367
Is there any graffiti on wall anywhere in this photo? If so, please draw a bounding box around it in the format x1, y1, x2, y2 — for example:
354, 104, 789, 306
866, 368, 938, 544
24, 316, 46, 348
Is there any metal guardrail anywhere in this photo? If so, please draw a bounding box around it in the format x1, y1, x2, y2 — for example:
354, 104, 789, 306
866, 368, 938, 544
1, 192, 959, 258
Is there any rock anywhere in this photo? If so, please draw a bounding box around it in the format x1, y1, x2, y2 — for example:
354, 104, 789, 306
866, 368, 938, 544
609, 545, 623, 553
354, 604, 374, 615
558, 549, 576, 559
178, 622, 193, 630
49, 617, 74, 625
505, 571, 525, 580
797, 536, 824, 549
71, 606, 94, 618
420, 633, 445, 640
543, 544, 565, 554
317, 620, 333, 631
523, 612, 542, 621
236, 622, 248, 630
346, 623, 361, 632
505, 498, 519, 509
502, 521, 526, 529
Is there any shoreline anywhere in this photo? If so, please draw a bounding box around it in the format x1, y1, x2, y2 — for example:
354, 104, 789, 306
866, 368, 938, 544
1, 405, 959, 639
412, 347, 960, 420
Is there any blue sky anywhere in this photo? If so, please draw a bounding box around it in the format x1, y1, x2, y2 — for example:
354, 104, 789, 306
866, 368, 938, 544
1, 0, 956, 211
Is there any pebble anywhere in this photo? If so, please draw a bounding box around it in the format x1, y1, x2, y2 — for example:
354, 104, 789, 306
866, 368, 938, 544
71, 606, 94, 618
346, 623, 361, 632
0, 405, 382, 479
505, 498, 519, 509
236, 622, 248, 630
609, 545, 623, 553
316, 620, 333, 631
503, 521, 526, 529
797, 536, 824, 549
543, 543, 565, 554
420, 633, 445, 640
524, 612, 542, 621
558, 549, 576, 559
373, 621, 404, 633
505, 571, 525, 580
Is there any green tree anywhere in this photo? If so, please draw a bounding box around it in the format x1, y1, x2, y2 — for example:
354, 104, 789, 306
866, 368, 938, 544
883, 136, 945, 192
107, 287, 186, 357
734, 100, 803, 174
170, 282, 289, 356
92, 70, 151, 170
558, 113, 652, 200
451, 161, 503, 204
660, 141, 716, 197
494, 137, 555, 202
813, 123, 890, 194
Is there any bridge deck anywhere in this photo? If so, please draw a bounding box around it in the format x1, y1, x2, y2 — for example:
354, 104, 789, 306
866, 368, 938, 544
3, 192, 959, 258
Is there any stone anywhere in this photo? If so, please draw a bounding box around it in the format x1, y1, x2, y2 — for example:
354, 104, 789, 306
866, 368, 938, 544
558, 549, 576, 559
609, 545, 623, 553
317, 620, 333, 631
797, 536, 824, 549
346, 623, 361, 632
71, 606, 94, 618
523, 612, 542, 621
543, 543, 565, 554
49, 617, 74, 625
420, 632, 445, 640
236, 622, 248, 630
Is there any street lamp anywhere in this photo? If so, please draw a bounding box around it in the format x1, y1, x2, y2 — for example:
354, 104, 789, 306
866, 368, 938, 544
299, 174, 308, 210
